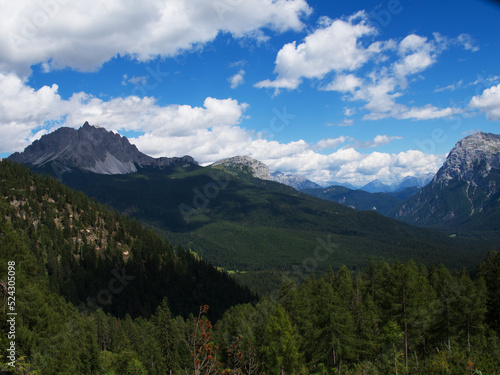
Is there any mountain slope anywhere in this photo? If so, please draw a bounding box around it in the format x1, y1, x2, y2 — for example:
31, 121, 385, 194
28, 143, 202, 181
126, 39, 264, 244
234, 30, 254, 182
8, 122, 197, 176
0, 160, 254, 320
35, 164, 491, 275
392, 132, 500, 236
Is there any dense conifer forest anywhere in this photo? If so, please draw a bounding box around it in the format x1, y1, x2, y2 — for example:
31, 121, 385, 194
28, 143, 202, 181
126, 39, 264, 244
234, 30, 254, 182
1, 160, 499, 374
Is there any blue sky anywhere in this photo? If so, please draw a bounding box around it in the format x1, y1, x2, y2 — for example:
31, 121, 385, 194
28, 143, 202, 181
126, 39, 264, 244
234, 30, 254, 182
1, 0, 499, 186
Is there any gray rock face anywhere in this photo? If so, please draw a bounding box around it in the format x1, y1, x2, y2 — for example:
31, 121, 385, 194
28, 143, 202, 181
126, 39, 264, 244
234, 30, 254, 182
210, 156, 272, 180
9, 122, 197, 174
270, 171, 321, 190
434, 132, 500, 186
392, 132, 500, 228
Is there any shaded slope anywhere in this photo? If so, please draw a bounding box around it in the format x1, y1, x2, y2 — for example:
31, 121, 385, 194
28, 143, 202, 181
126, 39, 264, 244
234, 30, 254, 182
0, 160, 254, 320
32, 164, 492, 275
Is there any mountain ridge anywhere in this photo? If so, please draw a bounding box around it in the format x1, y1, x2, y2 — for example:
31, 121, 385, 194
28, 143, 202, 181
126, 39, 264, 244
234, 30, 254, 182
9, 122, 197, 175
392, 132, 500, 236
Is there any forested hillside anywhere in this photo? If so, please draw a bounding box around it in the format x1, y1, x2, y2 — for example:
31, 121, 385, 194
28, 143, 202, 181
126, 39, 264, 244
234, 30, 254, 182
0, 160, 254, 320
33, 164, 494, 294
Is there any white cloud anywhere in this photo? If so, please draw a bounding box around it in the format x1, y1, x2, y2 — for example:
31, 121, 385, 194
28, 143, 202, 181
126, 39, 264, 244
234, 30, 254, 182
393, 34, 438, 87
262, 147, 442, 186
343, 107, 356, 117
322, 74, 362, 93
255, 11, 378, 91
469, 83, 500, 121
434, 79, 464, 93
229, 70, 245, 89
352, 135, 402, 149
327, 119, 354, 127
0, 71, 250, 155
457, 33, 479, 52
313, 136, 351, 150
258, 13, 467, 121
122, 74, 148, 86
0, 72, 65, 152
325, 33, 459, 121
0, 0, 311, 76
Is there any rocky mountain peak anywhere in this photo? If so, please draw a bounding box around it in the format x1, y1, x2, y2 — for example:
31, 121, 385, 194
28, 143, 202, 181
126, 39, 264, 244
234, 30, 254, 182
210, 155, 272, 180
392, 131, 500, 233
9, 122, 197, 175
434, 132, 500, 185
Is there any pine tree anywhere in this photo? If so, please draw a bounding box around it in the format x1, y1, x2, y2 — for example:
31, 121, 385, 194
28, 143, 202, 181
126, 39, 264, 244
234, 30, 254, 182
153, 297, 180, 373
261, 304, 302, 374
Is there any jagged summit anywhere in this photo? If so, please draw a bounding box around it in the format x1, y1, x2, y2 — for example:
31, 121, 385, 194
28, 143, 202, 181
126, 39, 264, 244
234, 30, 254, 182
434, 131, 500, 185
392, 131, 500, 234
210, 155, 272, 181
9, 122, 197, 175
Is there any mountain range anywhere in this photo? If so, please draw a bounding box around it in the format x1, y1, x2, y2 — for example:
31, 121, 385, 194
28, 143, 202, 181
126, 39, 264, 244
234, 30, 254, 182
9, 124, 499, 238
9, 121, 197, 176
358, 174, 433, 193
7, 122, 496, 293
300, 185, 419, 216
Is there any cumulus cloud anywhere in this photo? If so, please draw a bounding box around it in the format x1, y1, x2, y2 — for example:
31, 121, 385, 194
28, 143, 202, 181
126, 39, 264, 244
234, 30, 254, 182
0, 0, 311, 76
257, 12, 473, 121
0, 72, 64, 152
262, 147, 442, 186
393, 34, 438, 87
328, 33, 462, 121
469, 83, 500, 121
255, 11, 379, 92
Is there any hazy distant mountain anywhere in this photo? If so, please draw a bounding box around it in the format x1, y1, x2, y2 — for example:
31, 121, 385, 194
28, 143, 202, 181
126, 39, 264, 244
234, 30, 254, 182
359, 174, 433, 193
393, 132, 500, 236
359, 179, 392, 193
301, 185, 404, 215
303, 175, 432, 215
394, 174, 433, 191
325, 181, 359, 190
271, 171, 321, 190
9, 122, 197, 175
